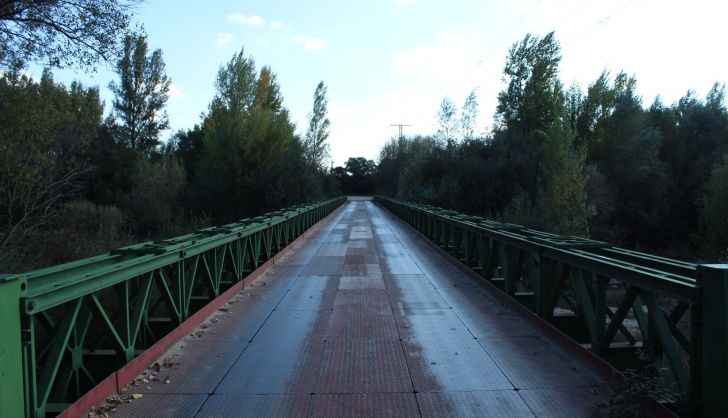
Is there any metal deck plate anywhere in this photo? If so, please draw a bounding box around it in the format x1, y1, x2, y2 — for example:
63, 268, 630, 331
109, 201, 612, 417
114, 394, 208, 418
315, 339, 413, 394
315, 243, 348, 257
322, 233, 347, 243
394, 309, 471, 340
478, 336, 604, 390
518, 386, 614, 417
333, 288, 391, 308
449, 297, 541, 338
374, 234, 401, 243
338, 275, 386, 290
196, 394, 310, 418
276, 276, 338, 311
374, 242, 407, 256
344, 253, 380, 264
309, 393, 419, 418
325, 304, 399, 340
346, 240, 370, 249
135, 338, 244, 394
402, 334, 513, 392
380, 256, 423, 275
388, 281, 450, 309
300, 256, 344, 275
417, 390, 536, 417
341, 263, 382, 277
216, 309, 327, 394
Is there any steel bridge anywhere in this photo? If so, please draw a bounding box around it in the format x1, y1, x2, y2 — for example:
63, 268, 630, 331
0, 197, 726, 417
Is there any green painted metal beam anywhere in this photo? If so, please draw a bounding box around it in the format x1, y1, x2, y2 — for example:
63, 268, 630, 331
374, 195, 726, 415
0, 196, 345, 417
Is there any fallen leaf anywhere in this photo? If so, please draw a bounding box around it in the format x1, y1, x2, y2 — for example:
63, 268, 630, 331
131, 394, 143, 400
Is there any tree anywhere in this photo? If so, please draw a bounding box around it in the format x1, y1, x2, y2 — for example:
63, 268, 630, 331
460, 89, 479, 140
341, 157, 376, 195
496, 31, 563, 134
120, 156, 186, 233
303, 81, 331, 169
702, 157, 728, 258
0, 0, 136, 70
109, 30, 171, 153
0, 70, 99, 255
195, 48, 294, 220
436, 97, 457, 143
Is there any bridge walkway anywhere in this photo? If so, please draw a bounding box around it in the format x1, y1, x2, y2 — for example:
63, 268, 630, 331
107, 199, 613, 417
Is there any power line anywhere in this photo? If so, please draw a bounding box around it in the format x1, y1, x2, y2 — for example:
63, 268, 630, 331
451, 0, 543, 97
474, 0, 544, 69
565, 0, 639, 45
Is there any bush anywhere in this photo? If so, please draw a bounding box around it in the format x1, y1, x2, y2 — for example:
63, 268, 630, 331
59, 200, 126, 236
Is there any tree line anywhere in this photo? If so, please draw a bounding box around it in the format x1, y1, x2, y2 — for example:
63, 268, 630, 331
377, 32, 728, 261
0, 1, 339, 272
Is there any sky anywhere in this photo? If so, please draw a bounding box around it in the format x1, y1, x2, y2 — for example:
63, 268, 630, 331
37, 0, 728, 167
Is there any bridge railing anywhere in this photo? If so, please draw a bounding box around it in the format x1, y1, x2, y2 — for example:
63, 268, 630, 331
376, 196, 727, 417
0, 197, 345, 417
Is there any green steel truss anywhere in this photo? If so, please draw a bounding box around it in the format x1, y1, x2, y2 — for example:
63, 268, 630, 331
376, 196, 727, 417
0, 197, 345, 417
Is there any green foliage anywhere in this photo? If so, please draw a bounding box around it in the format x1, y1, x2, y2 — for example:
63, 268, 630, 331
460, 89, 479, 140
120, 157, 186, 233
0, 70, 99, 253
376, 31, 728, 259
193, 48, 296, 220
0, 37, 337, 273
337, 157, 377, 195
0, 0, 135, 70
109, 30, 171, 153
303, 81, 331, 169
59, 200, 125, 236
702, 157, 728, 259
496, 31, 563, 134
436, 97, 457, 143
533, 124, 594, 235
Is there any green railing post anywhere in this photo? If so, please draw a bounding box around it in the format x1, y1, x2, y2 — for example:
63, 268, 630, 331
0, 275, 27, 418
697, 264, 728, 417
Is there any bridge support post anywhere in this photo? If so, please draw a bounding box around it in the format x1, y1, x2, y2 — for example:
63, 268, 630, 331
696, 264, 728, 417
0, 275, 27, 418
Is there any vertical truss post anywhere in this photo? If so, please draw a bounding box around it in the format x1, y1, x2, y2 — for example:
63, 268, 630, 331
0, 275, 27, 418
696, 264, 728, 417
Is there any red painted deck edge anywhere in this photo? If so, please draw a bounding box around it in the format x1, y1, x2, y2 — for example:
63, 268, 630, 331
376, 202, 677, 418
58, 202, 346, 418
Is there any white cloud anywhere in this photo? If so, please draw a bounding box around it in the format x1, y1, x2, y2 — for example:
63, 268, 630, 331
392, 32, 474, 79
216, 32, 233, 46
227, 13, 264, 26
224, 14, 323, 51
293, 34, 326, 50
168, 83, 184, 99
394, 0, 416, 5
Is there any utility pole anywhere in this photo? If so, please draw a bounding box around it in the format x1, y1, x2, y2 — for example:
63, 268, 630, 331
390, 124, 411, 140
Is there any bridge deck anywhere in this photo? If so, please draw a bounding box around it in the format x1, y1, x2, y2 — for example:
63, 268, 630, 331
108, 200, 613, 417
